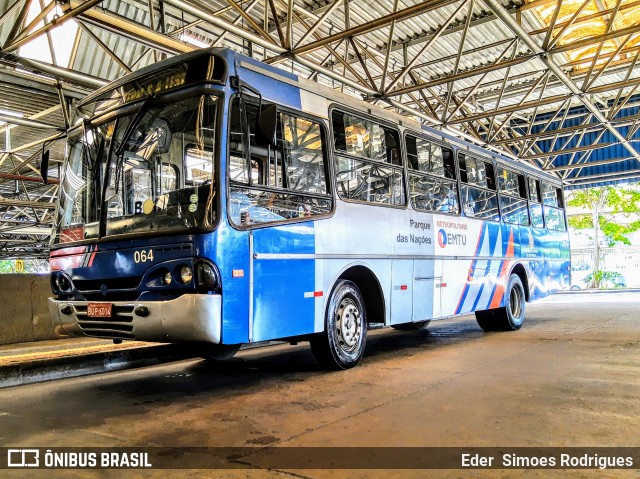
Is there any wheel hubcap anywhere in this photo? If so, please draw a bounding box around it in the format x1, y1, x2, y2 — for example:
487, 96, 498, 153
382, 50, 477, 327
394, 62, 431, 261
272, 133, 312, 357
336, 298, 361, 353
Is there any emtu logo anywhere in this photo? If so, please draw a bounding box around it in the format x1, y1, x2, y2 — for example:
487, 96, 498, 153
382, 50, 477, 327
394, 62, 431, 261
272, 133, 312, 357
438, 229, 467, 247
438, 229, 448, 248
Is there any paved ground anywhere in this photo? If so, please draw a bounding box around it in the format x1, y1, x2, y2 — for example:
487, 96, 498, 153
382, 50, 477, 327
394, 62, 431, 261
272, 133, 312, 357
1, 291, 639, 478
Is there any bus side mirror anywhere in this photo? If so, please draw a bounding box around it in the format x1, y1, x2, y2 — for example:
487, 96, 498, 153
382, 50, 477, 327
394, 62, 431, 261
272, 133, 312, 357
255, 104, 277, 147
41, 149, 50, 184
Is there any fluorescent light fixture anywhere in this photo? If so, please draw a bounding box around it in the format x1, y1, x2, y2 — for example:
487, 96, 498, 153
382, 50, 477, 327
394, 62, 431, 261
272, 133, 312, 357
0, 109, 24, 118
180, 32, 210, 49
0, 109, 25, 126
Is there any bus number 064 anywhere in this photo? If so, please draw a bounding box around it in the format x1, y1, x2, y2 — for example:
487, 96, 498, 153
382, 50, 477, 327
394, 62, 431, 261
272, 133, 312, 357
134, 249, 154, 263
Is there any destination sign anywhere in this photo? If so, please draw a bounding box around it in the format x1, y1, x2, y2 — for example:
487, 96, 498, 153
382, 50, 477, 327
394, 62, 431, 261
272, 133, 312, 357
122, 70, 187, 102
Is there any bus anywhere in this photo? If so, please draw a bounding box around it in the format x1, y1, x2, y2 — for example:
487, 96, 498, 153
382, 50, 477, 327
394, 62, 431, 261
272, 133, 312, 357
47, 48, 570, 369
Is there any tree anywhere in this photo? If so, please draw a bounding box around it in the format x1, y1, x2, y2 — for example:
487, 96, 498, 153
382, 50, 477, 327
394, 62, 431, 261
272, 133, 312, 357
567, 186, 640, 288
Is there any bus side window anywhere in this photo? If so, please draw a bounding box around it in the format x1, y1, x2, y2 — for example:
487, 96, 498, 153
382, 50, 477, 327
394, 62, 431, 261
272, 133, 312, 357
332, 110, 401, 165
230, 99, 288, 190
518, 174, 527, 199
497, 166, 524, 197
228, 99, 332, 226
459, 153, 499, 221
485, 162, 496, 190
229, 99, 264, 185
443, 150, 456, 180
406, 134, 459, 215
528, 177, 541, 203
332, 112, 347, 151
556, 188, 564, 208
406, 135, 419, 170
458, 153, 468, 183
384, 129, 400, 165
331, 109, 405, 206
497, 167, 529, 226
229, 98, 249, 183
460, 154, 488, 188
407, 135, 454, 179
528, 176, 544, 228
279, 113, 327, 195
541, 182, 566, 231
541, 182, 558, 207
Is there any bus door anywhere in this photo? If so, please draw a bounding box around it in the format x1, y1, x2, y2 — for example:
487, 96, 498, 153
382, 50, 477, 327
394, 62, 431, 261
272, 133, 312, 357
228, 97, 330, 342
250, 224, 317, 342
412, 259, 442, 322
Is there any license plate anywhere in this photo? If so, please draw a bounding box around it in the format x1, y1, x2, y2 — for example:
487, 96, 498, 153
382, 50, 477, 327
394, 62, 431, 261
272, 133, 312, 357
87, 303, 112, 318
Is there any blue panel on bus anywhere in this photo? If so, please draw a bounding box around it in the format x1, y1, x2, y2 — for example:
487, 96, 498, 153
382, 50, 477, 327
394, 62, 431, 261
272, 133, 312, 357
59, 235, 196, 293
199, 225, 252, 344
455, 221, 531, 314
251, 222, 316, 342
237, 66, 302, 110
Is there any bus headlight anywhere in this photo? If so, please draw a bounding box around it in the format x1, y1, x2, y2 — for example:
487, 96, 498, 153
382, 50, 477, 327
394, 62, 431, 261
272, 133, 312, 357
196, 260, 221, 292
53, 272, 73, 293
179, 265, 193, 284
163, 271, 173, 285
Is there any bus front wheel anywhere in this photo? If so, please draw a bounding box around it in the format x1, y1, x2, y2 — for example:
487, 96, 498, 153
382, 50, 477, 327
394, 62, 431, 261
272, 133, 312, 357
475, 274, 526, 332
310, 280, 367, 370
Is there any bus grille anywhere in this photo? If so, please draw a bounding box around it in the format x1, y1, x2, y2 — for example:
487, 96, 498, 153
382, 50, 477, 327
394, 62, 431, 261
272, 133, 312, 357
73, 276, 142, 291
74, 304, 136, 340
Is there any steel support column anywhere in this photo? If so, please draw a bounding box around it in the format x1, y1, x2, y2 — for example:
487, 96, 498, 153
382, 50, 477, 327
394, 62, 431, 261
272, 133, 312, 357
0, 114, 61, 130
1, 53, 107, 88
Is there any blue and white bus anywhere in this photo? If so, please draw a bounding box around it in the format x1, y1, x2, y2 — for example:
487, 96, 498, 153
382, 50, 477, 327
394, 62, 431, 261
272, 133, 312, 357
48, 48, 570, 369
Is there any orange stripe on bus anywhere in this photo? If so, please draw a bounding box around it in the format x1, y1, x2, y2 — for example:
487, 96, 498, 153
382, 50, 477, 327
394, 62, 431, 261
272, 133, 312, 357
489, 229, 516, 309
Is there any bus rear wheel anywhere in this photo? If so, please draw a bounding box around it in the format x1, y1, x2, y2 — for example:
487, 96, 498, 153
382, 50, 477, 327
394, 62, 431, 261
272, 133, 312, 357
476, 274, 526, 332
310, 280, 367, 370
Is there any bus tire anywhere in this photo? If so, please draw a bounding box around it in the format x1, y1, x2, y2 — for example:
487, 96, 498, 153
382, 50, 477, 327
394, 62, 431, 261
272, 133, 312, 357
391, 320, 431, 331
475, 274, 526, 331
310, 280, 367, 370
475, 309, 500, 331
199, 344, 240, 362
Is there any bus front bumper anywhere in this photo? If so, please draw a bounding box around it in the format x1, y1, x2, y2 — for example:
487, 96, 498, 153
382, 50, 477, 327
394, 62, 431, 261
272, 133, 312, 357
47, 294, 222, 344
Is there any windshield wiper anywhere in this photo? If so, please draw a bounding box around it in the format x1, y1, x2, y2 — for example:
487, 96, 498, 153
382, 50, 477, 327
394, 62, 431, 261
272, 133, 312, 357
112, 95, 156, 193
96, 95, 156, 237
114, 95, 156, 158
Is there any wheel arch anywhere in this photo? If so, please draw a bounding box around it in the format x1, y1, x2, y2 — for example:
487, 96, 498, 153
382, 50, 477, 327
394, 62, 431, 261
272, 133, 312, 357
509, 262, 530, 302
332, 264, 385, 326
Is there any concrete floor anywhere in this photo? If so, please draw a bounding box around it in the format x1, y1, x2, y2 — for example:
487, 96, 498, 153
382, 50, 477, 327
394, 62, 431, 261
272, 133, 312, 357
1, 291, 639, 478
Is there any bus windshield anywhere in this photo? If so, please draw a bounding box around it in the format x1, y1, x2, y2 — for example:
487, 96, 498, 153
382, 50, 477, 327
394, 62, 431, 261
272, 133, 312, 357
52, 94, 219, 244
